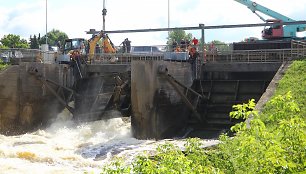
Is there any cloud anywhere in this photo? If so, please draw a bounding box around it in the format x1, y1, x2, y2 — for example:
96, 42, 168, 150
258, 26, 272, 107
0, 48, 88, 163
0, 0, 305, 46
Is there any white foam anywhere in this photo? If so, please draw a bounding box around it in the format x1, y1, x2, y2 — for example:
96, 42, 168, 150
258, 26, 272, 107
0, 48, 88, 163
0, 109, 219, 173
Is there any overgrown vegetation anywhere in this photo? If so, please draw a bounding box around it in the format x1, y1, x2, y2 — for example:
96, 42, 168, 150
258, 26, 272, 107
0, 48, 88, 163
0, 59, 9, 71
101, 60, 306, 174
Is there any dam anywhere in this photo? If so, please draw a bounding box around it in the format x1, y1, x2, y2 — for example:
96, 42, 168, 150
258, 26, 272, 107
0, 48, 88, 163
1, 40, 305, 139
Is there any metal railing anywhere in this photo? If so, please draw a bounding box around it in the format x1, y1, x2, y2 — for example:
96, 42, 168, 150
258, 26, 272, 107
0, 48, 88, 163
202, 47, 306, 63
0, 48, 40, 64
291, 40, 306, 58
0, 48, 59, 64
1, 41, 305, 65
89, 53, 164, 64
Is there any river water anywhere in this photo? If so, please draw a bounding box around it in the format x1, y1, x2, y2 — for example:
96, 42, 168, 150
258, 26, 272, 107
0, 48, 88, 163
0, 109, 219, 174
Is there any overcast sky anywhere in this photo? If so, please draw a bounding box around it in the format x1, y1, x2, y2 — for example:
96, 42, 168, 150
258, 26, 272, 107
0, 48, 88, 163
0, 0, 305, 46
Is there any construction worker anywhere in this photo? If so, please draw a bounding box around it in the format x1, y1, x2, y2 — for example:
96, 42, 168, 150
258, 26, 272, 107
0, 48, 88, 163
125, 38, 131, 53
188, 47, 199, 80
192, 37, 199, 45
172, 40, 178, 51
180, 39, 186, 51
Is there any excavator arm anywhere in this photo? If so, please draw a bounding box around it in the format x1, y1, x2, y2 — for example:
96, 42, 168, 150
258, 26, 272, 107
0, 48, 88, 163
88, 31, 104, 60
88, 31, 117, 62
103, 34, 116, 53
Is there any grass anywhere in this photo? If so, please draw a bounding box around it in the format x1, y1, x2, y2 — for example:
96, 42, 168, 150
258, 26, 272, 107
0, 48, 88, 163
262, 60, 306, 120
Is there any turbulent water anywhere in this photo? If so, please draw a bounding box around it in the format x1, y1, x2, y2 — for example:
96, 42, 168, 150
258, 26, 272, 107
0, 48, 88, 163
0, 109, 219, 174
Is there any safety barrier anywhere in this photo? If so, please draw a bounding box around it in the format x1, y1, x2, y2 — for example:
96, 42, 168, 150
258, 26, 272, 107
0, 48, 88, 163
291, 40, 306, 58
202, 47, 306, 63
0, 48, 55, 64
1, 42, 305, 65
89, 53, 164, 64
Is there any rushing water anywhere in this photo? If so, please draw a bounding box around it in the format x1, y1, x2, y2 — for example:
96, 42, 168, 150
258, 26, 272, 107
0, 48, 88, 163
0, 109, 219, 174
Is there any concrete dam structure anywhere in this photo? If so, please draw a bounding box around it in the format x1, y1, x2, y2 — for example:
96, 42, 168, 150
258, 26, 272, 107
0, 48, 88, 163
1, 45, 304, 138
0, 63, 74, 134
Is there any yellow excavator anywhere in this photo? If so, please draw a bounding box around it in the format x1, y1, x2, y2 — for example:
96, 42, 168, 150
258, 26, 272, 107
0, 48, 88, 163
58, 31, 116, 64
88, 31, 116, 62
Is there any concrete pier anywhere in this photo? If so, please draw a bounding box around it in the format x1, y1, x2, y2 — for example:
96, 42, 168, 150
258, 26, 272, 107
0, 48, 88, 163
0, 63, 74, 134
131, 61, 193, 139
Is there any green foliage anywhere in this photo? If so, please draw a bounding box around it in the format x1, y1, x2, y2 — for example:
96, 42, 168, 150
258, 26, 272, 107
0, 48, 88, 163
262, 91, 300, 123
265, 60, 306, 118
206, 40, 231, 52
39, 29, 69, 46
29, 35, 40, 49
167, 30, 193, 45
229, 99, 258, 132
101, 92, 305, 174
0, 59, 9, 71
0, 34, 29, 48
102, 158, 132, 174
215, 92, 306, 174
0, 43, 8, 49
102, 139, 220, 174
100, 60, 306, 174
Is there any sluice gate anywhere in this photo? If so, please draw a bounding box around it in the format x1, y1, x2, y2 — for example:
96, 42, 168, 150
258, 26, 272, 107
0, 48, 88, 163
131, 61, 282, 139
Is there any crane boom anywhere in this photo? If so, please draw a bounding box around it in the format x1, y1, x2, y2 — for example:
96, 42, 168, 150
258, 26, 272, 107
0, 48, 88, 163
234, 0, 295, 22
234, 0, 306, 39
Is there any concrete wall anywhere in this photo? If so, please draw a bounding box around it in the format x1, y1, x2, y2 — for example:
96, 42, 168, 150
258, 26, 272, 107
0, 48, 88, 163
131, 61, 193, 139
0, 63, 74, 134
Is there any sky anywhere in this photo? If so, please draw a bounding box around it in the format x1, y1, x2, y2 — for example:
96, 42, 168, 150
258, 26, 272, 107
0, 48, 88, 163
0, 0, 306, 46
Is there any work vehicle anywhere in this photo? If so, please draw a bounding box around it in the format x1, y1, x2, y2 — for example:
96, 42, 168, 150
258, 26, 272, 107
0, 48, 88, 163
57, 31, 116, 63
57, 38, 86, 64
234, 0, 306, 40
233, 0, 306, 50
88, 31, 116, 62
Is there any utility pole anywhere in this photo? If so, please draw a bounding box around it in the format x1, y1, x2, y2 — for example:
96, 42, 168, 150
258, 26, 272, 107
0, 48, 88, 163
46, 0, 48, 45
168, 0, 170, 30
168, 0, 170, 50
102, 0, 107, 31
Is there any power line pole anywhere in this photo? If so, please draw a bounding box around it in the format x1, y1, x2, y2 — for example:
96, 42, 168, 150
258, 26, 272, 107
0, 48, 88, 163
168, 0, 170, 29
46, 0, 48, 45
168, 0, 170, 37
102, 0, 107, 31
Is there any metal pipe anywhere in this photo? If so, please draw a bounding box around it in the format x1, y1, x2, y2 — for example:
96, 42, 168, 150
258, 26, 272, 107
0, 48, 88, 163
101, 21, 306, 34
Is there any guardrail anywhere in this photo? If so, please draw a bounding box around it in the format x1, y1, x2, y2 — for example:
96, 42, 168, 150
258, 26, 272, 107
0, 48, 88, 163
291, 40, 306, 58
202, 47, 306, 63
0, 48, 41, 64
1, 44, 305, 65
89, 53, 164, 64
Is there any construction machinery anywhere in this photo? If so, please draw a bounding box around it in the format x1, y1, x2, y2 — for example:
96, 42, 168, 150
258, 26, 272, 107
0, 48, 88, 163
87, 30, 116, 62
57, 38, 86, 63
234, 0, 306, 40
57, 31, 117, 63
233, 0, 306, 50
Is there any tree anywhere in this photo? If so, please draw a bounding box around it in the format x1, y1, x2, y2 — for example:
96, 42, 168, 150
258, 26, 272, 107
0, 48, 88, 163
207, 40, 231, 52
29, 35, 39, 49
0, 43, 8, 49
39, 29, 69, 46
0, 34, 29, 48
167, 30, 193, 49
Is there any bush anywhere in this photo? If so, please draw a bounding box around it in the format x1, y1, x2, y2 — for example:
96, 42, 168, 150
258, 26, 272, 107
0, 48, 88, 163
0, 59, 9, 71
100, 61, 306, 174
